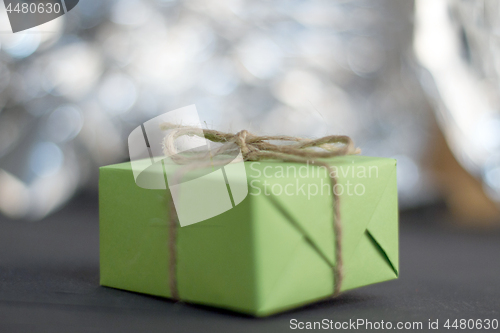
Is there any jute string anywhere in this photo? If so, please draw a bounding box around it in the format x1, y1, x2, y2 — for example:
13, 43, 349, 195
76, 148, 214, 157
160, 122, 360, 301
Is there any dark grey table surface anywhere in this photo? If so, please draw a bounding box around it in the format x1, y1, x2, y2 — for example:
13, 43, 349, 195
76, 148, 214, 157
0, 193, 499, 333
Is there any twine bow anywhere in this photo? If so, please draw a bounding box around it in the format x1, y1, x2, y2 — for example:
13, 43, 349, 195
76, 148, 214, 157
160, 122, 360, 300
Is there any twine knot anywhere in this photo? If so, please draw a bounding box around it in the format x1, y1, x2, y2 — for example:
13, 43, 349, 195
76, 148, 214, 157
160, 122, 360, 164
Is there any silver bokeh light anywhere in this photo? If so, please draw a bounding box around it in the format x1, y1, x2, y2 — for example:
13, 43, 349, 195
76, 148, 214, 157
0, 0, 433, 219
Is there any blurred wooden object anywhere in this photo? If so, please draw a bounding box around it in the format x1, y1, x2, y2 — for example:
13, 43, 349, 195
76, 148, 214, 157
431, 128, 500, 226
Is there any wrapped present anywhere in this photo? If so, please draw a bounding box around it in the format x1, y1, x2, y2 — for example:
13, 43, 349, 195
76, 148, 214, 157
99, 154, 398, 316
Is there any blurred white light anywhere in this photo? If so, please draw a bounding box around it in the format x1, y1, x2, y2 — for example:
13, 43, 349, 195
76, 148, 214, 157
2, 32, 41, 59
274, 70, 324, 108
414, 0, 495, 171
43, 42, 102, 99
473, 116, 500, 151
238, 35, 283, 79
45, 105, 84, 143
298, 31, 339, 58
414, 0, 457, 70
200, 59, 239, 96
101, 29, 134, 67
111, 0, 152, 26
98, 73, 137, 115
0, 4, 42, 59
29, 142, 64, 178
130, 22, 214, 93
291, 2, 344, 28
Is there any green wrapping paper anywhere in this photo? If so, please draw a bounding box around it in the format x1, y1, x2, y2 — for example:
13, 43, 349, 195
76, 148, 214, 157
99, 155, 398, 316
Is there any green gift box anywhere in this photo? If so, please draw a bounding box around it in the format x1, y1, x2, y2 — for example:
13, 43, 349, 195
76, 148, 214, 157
99, 155, 398, 316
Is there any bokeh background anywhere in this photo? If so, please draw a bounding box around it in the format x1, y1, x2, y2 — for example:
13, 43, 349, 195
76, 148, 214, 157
0, 0, 499, 225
